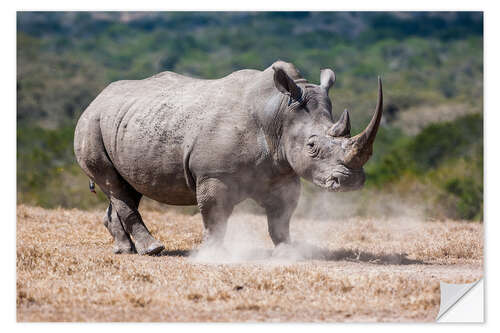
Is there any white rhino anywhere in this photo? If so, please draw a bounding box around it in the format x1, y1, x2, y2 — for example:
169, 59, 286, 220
74, 60, 383, 255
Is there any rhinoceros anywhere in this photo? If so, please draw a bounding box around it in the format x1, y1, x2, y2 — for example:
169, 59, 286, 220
74, 60, 383, 255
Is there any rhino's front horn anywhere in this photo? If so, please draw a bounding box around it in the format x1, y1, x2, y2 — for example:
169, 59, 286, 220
344, 77, 383, 168
328, 109, 351, 137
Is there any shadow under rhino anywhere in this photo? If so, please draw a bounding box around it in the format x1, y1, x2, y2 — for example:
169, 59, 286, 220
158, 244, 426, 265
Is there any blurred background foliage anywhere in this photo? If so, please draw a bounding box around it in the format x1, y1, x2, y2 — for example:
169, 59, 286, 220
17, 12, 483, 220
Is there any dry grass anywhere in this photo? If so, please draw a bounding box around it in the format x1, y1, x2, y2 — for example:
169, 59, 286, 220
16, 204, 483, 322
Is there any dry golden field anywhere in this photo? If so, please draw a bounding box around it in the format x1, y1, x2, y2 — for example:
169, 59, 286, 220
16, 204, 483, 322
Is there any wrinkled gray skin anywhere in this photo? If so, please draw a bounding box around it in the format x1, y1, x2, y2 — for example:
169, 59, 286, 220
74, 60, 383, 255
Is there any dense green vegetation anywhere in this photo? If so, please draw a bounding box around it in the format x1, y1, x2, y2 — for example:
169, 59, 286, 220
366, 113, 483, 220
17, 12, 483, 220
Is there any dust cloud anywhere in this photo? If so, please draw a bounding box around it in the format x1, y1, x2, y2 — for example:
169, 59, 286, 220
189, 188, 429, 264
189, 211, 324, 264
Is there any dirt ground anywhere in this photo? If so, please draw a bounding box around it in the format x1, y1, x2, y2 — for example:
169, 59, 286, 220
16, 204, 483, 322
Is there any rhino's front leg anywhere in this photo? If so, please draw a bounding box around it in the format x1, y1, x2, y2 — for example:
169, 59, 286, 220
196, 178, 235, 246
259, 177, 301, 246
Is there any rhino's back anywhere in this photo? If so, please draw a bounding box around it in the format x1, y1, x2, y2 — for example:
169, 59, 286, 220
89, 69, 266, 204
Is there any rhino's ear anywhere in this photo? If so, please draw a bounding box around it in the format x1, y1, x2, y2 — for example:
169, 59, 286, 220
320, 68, 336, 92
273, 65, 303, 102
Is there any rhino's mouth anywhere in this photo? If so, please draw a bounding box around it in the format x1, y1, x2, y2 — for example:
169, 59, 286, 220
323, 174, 342, 192
322, 169, 364, 192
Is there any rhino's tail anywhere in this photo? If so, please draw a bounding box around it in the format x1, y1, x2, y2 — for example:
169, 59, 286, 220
89, 179, 96, 194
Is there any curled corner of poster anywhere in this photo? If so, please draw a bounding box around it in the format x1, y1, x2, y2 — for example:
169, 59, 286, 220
436, 278, 484, 323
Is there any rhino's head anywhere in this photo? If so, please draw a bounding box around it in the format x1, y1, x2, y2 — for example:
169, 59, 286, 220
273, 64, 383, 192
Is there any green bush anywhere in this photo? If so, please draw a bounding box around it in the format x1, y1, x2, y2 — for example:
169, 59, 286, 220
409, 113, 482, 171
366, 114, 483, 220
444, 177, 483, 220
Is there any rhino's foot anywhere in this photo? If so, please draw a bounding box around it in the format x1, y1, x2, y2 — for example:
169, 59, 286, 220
136, 240, 165, 256
113, 242, 137, 255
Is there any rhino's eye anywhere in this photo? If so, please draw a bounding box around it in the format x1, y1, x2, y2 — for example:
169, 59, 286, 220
306, 136, 317, 147
306, 136, 320, 158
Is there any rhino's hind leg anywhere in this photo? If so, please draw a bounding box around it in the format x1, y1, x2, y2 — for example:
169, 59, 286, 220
103, 203, 136, 254
74, 114, 163, 255
93, 171, 164, 255
109, 192, 165, 256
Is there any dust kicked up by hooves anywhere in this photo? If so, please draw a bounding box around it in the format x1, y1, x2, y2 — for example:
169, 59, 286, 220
189, 241, 324, 264
188, 213, 324, 264
187, 212, 390, 264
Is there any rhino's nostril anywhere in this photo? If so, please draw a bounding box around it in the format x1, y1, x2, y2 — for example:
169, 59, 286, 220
332, 176, 339, 184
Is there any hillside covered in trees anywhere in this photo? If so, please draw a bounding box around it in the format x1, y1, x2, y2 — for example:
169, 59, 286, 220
17, 12, 483, 220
